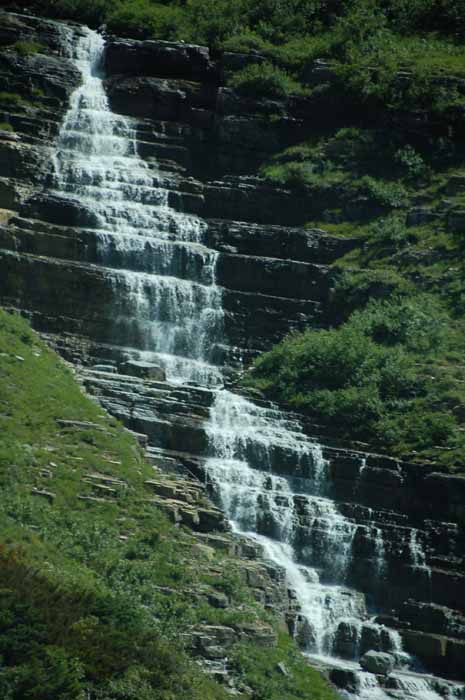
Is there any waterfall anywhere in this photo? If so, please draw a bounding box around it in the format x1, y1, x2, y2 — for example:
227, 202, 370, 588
205, 390, 400, 659
52, 28, 223, 386
50, 27, 462, 700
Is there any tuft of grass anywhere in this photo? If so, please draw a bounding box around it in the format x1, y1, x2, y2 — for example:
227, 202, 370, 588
0, 122, 13, 132
0, 91, 29, 109
11, 39, 45, 56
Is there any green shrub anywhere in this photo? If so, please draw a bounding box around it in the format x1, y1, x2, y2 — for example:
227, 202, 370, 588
183, 0, 248, 47
222, 30, 270, 53
354, 176, 409, 208
369, 215, 410, 248
261, 161, 318, 188
332, 268, 414, 318
245, 296, 457, 457
228, 62, 305, 99
106, 1, 184, 41
350, 295, 448, 352
270, 33, 336, 72
394, 145, 430, 181
0, 122, 13, 132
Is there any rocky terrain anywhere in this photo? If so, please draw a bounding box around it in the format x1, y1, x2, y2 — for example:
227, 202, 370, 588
0, 9, 464, 698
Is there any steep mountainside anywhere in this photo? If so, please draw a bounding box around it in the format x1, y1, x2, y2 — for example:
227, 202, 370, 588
0, 8, 464, 700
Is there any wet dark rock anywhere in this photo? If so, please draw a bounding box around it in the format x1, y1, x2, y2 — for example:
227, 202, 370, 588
447, 209, 465, 234
444, 175, 465, 196
205, 219, 356, 265
120, 360, 166, 381
21, 193, 100, 228
400, 601, 465, 640
0, 49, 81, 101
422, 472, 465, 525
332, 620, 360, 659
0, 141, 47, 184
217, 253, 331, 301
406, 207, 440, 227
104, 37, 218, 84
360, 651, 395, 675
329, 668, 361, 694
105, 76, 190, 121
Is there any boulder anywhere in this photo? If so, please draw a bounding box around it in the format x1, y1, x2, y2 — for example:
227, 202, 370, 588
120, 360, 166, 381
360, 651, 395, 675
333, 620, 360, 659
207, 591, 229, 609
329, 668, 361, 694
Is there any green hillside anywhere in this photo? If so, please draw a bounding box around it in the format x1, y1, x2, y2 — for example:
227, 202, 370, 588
0, 309, 334, 700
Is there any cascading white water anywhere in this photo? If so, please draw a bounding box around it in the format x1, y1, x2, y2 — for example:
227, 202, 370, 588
52, 27, 462, 700
205, 391, 400, 659
53, 28, 223, 385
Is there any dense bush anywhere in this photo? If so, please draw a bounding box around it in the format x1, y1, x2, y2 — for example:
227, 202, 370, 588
368, 215, 411, 248
106, 1, 184, 40
228, 62, 305, 98
245, 296, 460, 457
353, 176, 409, 209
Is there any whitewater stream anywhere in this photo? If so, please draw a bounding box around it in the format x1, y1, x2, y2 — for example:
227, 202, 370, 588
50, 26, 463, 700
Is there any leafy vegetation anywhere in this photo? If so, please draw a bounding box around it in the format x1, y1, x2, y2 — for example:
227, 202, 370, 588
0, 309, 335, 700
229, 62, 306, 99
0, 121, 13, 131
231, 632, 334, 700
245, 296, 465, 465
247, 121, 465, 469
18, 0, 465, 110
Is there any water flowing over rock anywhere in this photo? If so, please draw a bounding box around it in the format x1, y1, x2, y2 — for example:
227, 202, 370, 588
0, 16, 464, 700
48, 28, 224, 386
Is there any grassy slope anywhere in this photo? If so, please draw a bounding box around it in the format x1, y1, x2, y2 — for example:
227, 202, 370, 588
0, 308, 334, 700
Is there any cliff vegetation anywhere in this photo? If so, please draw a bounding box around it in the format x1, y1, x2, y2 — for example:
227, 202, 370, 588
11, 0, 465, 115
245, 125, 465, 470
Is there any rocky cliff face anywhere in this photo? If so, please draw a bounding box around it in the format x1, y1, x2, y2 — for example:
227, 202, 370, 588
0, 11, 464, 697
